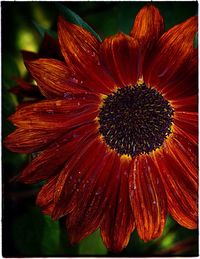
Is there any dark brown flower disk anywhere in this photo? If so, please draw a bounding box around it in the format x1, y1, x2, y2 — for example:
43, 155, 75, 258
99, 84, 174, 156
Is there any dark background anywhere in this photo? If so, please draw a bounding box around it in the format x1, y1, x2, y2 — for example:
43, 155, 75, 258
2, 1, 198, 257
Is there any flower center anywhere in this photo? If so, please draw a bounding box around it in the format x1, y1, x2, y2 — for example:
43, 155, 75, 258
98, 83, 174, 157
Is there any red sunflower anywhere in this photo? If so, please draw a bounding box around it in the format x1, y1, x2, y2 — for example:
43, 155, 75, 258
4, 4, 198, 252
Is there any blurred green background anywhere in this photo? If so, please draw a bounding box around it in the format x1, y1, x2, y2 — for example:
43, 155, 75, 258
2, 1, 198, 257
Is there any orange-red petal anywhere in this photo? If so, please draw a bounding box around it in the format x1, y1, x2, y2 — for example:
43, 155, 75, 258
10, 77, 41, 99
100, 157, 135, 252
4, 128, 62, 153
9, 98, 99, 130
39, 33, 63, 60
58, 17, 117, 94
129, 155, 167, 242
171, 95, 197, 112
174, 125, 197, 146
18, 123, 98, 184
154, 141, 197, 229
130, 4, 164, 48
173, 111, 198, 143
51, 135, 102, 219
100, 33, 139, 87
159, 49, 197, 100
36, 174, 59, 215
168, 135, 197, 184
25, 58, 88, 98
66, 146, 117, 244
22, 50, 38, 61
144, 16, 197, 98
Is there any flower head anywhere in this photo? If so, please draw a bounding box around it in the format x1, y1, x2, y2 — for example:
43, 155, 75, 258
4, 4, 198, 252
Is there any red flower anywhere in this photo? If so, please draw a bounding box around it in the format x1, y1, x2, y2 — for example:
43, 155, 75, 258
4, 5, 198, 252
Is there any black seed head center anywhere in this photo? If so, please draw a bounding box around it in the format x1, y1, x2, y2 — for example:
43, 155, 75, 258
98, 84, 174, 157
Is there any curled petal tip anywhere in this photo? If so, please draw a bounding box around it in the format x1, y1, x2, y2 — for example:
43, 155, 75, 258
57, 15, 65, 25
57, 15, 73, 30
21, 50, 38, 62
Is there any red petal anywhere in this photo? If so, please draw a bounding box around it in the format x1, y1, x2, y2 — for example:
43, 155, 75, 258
173, 133, 198, 168
25, 58, 89, 98
22, 50, 38, 61
144, 16, 197, 98
18, 122, 98, 184
174, 111, 197, 127
36, 174, 59, 215
66, 146, 117, 244
15, 101, 38, 110
168, 135, 197, 184
58, 17, 116, 94
159, 50, 197, 100
173, 124, 197, 146
173, 112, 198, 141
129, 155, 167, 242
171, 95, 197, 112
39, 33, 63, 60
100, 33, 139, 87
51, 135, 101, 219
12, 77, 37, 91
4, 128, 61, 153
9, 98, 99, 130
131, 4, 164, 49
154, 140, 197, 229
100, 157, 135, 252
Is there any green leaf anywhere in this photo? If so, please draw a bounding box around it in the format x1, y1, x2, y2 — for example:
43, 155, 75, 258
12, 207, 45, 256
12, 207, 61, 256
78, 229, 107, 255
41, 215, 61, 255
41, 216, 78, 255
2, 53, 20, 88
55, 3, 102, 41
194, 32, 198, 48
32, 21, 57, 39
12, 207, 79, 256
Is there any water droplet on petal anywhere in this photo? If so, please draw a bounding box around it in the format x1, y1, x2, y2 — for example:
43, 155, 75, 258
56, 101, 62, 106
123, 171, 128, 177
73, 133, 79, 138
46, 109, 54, 114
95, 187, 102, 195
63, 92, 68, 98
72, 78, 79, 84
